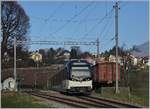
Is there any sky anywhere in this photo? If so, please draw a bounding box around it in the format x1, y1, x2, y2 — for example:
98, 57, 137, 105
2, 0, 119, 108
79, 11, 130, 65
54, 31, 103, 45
18, 1, 149, 54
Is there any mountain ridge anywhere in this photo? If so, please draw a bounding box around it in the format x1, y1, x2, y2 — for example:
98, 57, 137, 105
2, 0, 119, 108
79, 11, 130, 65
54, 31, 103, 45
131, 41, 149, 57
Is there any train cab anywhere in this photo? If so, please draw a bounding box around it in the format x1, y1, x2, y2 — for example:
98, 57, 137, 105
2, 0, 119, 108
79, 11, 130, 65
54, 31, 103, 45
63, 59, 93, 94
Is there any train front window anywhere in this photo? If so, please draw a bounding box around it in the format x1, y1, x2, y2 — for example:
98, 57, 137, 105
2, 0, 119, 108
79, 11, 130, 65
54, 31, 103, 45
71, 67, 91, 78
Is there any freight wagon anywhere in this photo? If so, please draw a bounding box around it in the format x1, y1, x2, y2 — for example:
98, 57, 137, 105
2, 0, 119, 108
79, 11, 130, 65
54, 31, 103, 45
93, 61, 120, 87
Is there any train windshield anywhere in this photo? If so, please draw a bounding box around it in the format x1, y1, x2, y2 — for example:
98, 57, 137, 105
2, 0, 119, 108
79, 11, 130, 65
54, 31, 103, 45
71, 66, 91, 78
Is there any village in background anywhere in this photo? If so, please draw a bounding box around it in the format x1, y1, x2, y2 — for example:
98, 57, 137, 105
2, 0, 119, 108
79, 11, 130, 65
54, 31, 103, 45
2, 41, 149, 90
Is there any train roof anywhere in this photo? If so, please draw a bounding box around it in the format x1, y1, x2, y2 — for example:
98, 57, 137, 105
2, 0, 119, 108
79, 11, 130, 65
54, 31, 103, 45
65, 59, 92, 67
96, 61, 120, 65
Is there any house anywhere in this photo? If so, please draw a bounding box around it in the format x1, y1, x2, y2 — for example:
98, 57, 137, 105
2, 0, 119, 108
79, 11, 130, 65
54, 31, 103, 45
130, 55, 138, 66
91, 53, 97, 58
84, 56, 96, 65
30, 52, 42, 62
2, 77, 16, 91
109, 55, 116, 62
140, 56, 149, 68
96, 56, 105, 62
81, 52, 96, 65
63, 50, 70, 59
146, 59, 150, 66
129, 54, 149, 68
55, 50, 70, 59
108, 55, 123, 65
142, 56, 149, 64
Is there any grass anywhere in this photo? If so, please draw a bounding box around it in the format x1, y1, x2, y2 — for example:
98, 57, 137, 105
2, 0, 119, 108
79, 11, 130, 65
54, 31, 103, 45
127, 68, 149, 107
128, 68, 149, 98
1, 91, 52, 108
97, 90, 149, 107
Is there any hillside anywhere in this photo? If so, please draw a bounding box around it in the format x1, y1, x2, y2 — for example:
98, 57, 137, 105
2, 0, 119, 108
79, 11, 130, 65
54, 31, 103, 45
131, 41, 149, 57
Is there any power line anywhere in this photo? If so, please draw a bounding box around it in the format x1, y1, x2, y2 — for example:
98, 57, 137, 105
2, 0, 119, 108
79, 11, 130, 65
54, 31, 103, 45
99, 14, 114, 40
37, 2, 64, 36
101, 38, 114, 51
49, 1, 94, 36
44, 2, 64, 23
30, 2, 64, 22
99, 12, 114, 39
32, 17, 107, 23
120, 2, 129, 8
30, 16, 46, 21
72, 2, 97, 38
93, 10, 113, 56
83, 8, 114, 38
74, 3, 77, 18
100, 16, 116, 52
105, 1, 108, 16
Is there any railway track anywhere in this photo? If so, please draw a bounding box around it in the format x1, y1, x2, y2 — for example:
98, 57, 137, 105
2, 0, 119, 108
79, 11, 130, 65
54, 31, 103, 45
27, 91, 140, 108
29, 92, 86, 108
28, 91, 109, 108
76, 95, 141, 108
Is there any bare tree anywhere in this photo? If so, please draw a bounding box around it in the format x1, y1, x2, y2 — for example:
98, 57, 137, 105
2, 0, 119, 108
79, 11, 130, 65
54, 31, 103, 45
1, 1, 30, 58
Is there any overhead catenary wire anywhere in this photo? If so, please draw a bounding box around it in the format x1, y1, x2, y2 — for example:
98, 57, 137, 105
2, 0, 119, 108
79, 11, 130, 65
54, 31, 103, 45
98, 14, 114, 53
101, 38, 114, 52
83, 7, 114, 38
120, 1, 128, 8
30, 2, 64, 22
44, 2, 64, 23
72, 2, 97, 38
16, 40, 97, 46
94, 16, 113, 55
30, 16, 46, 21
105, 1, 108, 16
37, 2, 64, 36
100, 18, 114, 53
81, 4, 114, 53
99, 14, 114, 40
49, 1, 94, 36
98, 12, 114, 39
31, 16, 105, 23
75, 1, 112, 38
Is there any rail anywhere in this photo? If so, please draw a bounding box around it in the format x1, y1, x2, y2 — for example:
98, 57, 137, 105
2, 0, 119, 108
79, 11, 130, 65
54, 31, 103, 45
27, 91, 141, 108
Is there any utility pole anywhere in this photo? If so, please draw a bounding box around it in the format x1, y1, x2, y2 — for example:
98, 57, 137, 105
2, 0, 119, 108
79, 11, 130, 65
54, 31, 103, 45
0, 39, 1, 92
97, 38, 100, 59
14, 37, 17, 91
35, 61, 39, 90
114, 1, 120, 93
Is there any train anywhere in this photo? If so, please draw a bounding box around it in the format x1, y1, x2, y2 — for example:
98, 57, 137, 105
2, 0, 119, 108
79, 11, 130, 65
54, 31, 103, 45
92, 61, 121, 88
49, 59, 93, 94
